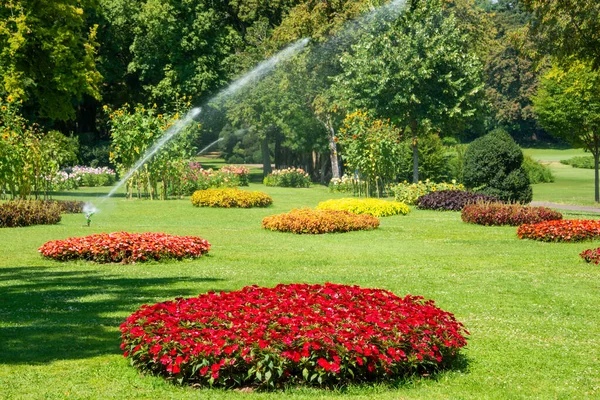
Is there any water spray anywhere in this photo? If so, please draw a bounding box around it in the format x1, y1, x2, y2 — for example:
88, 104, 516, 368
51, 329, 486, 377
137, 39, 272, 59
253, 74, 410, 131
83, 203, 98, 227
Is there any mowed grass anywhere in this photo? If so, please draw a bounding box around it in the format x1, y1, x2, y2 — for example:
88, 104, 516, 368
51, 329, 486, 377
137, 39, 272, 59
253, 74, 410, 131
1, 183, 600, 399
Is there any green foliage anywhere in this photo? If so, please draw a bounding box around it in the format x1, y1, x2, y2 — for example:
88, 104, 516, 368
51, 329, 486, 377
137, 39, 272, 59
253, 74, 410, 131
522, 155, 554, 183
0, 200, 62, 227
0, 98, 79, 199
396, 133, 449, 182
0, 0, 101, 120
332, 0, 485, 181
337, 111, 402, 195
463, 129, 532, 203
560, 156, 595, 170
106, 102, 198, 199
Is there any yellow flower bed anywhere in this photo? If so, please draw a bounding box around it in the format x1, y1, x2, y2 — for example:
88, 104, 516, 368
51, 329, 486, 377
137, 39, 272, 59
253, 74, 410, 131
316, 198, 410, 217
191, 188, 272, 208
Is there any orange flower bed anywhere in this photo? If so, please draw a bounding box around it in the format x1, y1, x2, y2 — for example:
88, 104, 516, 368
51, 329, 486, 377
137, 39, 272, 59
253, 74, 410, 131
517, 219, 600, 242
262, 208, 379, 234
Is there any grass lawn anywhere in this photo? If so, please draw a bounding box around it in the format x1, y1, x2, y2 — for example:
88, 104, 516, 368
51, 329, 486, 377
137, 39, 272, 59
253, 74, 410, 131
1, 182, 600, 399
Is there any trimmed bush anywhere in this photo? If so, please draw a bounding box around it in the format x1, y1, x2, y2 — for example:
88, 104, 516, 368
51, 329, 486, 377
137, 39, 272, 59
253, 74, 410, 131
518, 219, 600, 242
316, 198, 410, 217
191, 188, 272, 208
580, 248, 600, 264
0, 200, 61, 227
262, 209, 379, 234
264, 168, 311, 188
416, 190, 498, 211
390, 180, 465, 205
463, 129, 532, 203
120, 283, 468, 388
39, 232, 211, 263
462, 203, 562, 226
560, 155, 594, 169
522, 156, 554, 184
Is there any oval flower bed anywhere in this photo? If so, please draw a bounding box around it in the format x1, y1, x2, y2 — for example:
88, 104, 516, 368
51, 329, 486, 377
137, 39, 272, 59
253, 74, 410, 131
191, 188, 273, 208
316, 198, 410, 217
416, 190, 498, 211
38, 232, 211, 263
518, 219, 600, 242
120, 283, 468, 388
262, 208, 379, 234
462, 203, 562, 226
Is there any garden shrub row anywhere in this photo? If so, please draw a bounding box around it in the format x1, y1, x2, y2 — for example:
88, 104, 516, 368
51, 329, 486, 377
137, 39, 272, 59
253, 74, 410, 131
262, 209, 379, 234
38, 232, 211, 263
517, 219, 600, 242
191, 188, 272, 208
560, 155, 594, 169
0, 200, 62, 227
264, 168, 311, 188
46, 200, 86, 214
120, 283, 468, 388
461, 203, 562, 226
416, 190, 498, 211
316, 198, 409, 217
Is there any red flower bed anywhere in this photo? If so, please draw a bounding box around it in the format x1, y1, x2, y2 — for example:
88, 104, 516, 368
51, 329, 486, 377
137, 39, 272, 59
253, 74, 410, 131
517, 219, 600, 242
39, 232, 211, 263
120, 283, 468, 388
462, 203, 562, 226
262, 208, 379, 234
580, 248, 600, 264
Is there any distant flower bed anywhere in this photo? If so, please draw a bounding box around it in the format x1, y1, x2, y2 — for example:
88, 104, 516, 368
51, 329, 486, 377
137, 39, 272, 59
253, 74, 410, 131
0, 200, 62, 228
264, 168, 311, 188
462, 203, 562, 226
191, 188, 272, 208
50, 166, 117, 190
518, 219, 600, 242
262, 208, 379, 234
328, 174, 363, 193
178, 163, 250, 195
316, 198, 409, 217
39, 232, 211, 263
390, 180, 465, 205
580, 248, 600, 264
120, 283, 468, 388
417, 190, 498, 211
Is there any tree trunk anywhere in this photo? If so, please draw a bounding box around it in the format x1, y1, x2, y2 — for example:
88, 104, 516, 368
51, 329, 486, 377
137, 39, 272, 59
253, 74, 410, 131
411, 119, 419, 183
325, 115, 341, 180
595, 135, 599, 203
261, 135, 272, 177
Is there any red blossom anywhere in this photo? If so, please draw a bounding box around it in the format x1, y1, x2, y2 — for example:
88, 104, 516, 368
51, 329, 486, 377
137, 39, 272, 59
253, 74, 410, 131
517, 219, 600, 242
120, 283, 468, 388
38, 232, 210, 263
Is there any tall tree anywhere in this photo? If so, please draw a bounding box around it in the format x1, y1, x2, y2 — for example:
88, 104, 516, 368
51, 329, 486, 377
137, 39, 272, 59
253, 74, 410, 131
332, 0, 485, 182
532, 62, 600, 202
524, 0, 600, 70
0, 0, 102, 121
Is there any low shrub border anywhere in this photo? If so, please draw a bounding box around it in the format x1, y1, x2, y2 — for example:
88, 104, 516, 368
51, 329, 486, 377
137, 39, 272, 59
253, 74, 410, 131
462, 203, 562, 226
416, 190, 498, 211
316, 198, 410, 217
0, 200, 62, 227
580, 248, 600, 264
191, 188, 273, 208
264, 168, 311, 188
518, 219, 600, 242
38, 232, 211, 263
120, 283, 469, 388
262, 209, 379, 234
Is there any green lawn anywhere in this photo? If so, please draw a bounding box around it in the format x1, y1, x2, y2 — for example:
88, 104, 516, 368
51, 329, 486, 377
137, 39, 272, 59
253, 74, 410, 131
1, 183, 599, 399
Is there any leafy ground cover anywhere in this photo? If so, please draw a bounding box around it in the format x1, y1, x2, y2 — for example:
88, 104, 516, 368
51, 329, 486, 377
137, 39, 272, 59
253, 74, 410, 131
0, 183, 599, 398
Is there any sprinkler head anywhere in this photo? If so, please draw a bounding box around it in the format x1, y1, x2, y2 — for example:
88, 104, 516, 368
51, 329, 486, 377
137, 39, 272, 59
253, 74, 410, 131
85, 211, 95, 227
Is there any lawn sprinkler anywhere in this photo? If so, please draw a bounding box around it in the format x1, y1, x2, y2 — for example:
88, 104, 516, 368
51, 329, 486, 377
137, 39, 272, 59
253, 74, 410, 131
85, 211, 95, 227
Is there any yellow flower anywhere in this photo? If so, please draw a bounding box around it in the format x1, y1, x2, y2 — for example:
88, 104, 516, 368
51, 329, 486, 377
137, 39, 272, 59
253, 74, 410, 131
1, 106, 6, 111
6, 95, 14, 103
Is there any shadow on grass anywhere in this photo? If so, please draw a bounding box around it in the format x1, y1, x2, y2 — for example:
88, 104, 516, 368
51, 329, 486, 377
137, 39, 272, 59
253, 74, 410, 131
49, 191, 125, 198
0, 266, 226, 365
